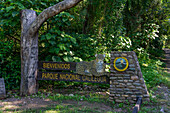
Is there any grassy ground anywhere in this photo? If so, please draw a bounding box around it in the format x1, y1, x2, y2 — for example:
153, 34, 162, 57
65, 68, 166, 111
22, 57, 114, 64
0, 83, 169, 113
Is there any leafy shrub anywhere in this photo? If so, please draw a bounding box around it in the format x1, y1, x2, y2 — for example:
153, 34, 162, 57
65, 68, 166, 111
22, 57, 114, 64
139, 59, 168, 88
132, 23, 163, 57
0, 41, 21, 90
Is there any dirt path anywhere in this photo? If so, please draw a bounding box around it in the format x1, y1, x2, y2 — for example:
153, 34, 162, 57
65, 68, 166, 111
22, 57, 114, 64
0, 98, 113, 112
0, 85, 169, 112
0, 97, 116, 113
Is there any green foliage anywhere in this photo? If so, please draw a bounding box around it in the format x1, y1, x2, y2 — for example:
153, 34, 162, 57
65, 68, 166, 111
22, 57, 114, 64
132, 23, 164, 57
123, 0, 169, 57
118, 103, 124, 108
114, 36, 132, 51
1, 0, 169, 90
0, 40, 20, 90
140, 59, 168, 88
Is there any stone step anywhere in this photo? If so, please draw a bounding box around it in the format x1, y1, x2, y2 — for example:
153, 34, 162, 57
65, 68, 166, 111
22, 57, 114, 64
164, 51, 170, 53
162, 48, 170, 73
164, 53, 170, 57
164, 68, 170, 73
165, 56, 170, 59
161, 59, 170, 63
163, 48, 170, 54
166, 64, 170, 68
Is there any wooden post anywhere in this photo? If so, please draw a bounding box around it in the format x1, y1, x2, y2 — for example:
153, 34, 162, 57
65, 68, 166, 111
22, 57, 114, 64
20, 10, 38, 96
132, 97, 142, 113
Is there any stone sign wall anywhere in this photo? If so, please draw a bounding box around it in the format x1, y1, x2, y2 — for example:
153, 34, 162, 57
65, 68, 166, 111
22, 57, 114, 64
0, 78, 6, 99
109, 51, 149, 103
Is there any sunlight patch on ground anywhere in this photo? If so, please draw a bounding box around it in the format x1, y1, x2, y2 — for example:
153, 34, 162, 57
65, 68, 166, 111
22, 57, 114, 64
44, 110, 59, 113
3, 100, 23, 105
26, 104, 48, 108
0, 98, 53, 111
1, 101, 23, 110
44, 98, 51, 101
1, 104, 19, 110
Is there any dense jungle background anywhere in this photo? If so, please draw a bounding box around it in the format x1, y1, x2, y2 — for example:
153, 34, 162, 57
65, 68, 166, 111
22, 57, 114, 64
0, 0, 169, 91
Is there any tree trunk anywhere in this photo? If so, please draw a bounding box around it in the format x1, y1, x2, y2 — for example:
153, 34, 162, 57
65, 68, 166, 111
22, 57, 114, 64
20, 0, 83, 96
20, 10, 38, 96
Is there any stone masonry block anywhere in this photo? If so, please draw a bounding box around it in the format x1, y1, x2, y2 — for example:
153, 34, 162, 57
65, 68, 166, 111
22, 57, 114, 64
110, 51, 149, 103
131, 76, 139, 81
110, 77, 117, 80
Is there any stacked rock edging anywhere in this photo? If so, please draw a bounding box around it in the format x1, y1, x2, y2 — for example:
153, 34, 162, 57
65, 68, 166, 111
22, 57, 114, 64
109, 51, 149, 103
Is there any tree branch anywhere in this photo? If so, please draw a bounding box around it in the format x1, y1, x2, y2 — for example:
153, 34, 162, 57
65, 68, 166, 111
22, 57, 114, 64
25, 0, 83, 38
7, 35, 20, 42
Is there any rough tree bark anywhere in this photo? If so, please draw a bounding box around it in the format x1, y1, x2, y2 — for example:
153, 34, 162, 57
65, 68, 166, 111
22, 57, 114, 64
20, 10, 38, 96
20, 0, 83, 96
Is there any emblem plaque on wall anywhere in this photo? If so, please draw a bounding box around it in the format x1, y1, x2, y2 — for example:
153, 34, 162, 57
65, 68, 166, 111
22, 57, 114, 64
114, 57, 129, 71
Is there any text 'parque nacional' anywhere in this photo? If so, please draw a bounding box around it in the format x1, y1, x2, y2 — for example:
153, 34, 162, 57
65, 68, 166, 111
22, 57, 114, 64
37, 72, 109, 84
